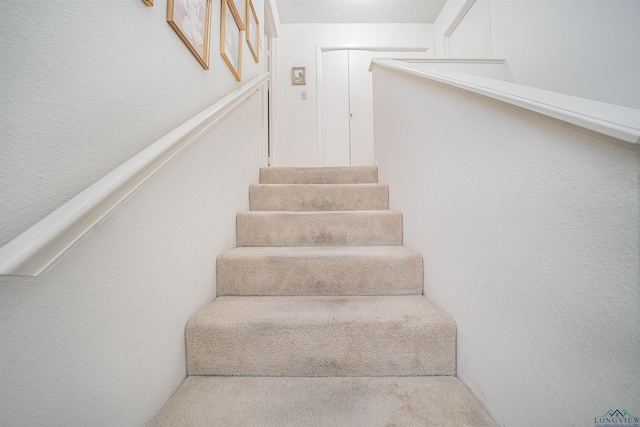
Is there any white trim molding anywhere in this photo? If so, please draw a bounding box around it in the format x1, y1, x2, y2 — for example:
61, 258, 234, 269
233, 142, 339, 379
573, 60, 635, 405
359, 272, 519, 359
442, 0, 477, 57
370, 59, 640, 145
0, 73, 270, 277
443, 0, 477, 37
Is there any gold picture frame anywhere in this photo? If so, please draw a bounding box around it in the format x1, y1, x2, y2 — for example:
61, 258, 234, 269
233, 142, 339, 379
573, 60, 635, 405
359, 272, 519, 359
246, 0, 259, 63
167, 0, 212, 70
230, 0, 246, 30
221, 0, 243, 81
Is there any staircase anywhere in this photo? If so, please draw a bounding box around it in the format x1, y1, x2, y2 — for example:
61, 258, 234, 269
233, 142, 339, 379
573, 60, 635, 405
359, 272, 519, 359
148, 166, 495, 426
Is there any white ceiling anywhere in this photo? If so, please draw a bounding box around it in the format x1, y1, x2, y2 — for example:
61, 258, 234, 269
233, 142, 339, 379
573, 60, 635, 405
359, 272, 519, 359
276, 0, 447, 24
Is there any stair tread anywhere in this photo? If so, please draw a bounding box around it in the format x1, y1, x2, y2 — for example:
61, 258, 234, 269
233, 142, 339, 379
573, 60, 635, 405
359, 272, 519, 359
217, 246, 423, 296
219, 245, 422, 259
189, 295, 451, 325
236, 210, 403, 247
186, 296, 455, 376
260, 166, 378, 184
252, 183, 385, 187
249, 183, 389, 211
148, 376, 497, 427
239, 209, 400, 216
217, 246, 424, 296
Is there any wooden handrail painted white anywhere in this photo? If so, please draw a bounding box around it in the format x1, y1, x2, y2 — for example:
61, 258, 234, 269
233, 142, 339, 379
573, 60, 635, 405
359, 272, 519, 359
370, 59, 640, 145
0, 73, 270, 277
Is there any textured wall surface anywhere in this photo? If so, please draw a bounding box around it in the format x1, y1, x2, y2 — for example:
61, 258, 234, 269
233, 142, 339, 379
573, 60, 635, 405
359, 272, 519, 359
489, 0, 640, 108
0, 94, 265, 426
432, 0, 640, 108
276, 0, 445, 23
0, 0, 266, 425
0, 0, 265, 247
373, 67, 640, 426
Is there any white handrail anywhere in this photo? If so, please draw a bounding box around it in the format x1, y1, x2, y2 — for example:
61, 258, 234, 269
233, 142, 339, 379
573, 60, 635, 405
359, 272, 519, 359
370, 59, 640, 145
0, 73, 270, 277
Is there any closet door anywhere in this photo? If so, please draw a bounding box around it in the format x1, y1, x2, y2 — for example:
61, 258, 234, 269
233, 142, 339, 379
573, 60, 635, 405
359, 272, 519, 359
347, 50, 376, 166
320, 50, 351, 166
320, 49, 375, 166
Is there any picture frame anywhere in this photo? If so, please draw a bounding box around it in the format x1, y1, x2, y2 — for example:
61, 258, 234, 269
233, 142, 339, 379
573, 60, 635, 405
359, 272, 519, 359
167, 0, 212, 70
246, 0, 259, 63
229, 0, 246, 30
141, 0, 153, 6
221, 0, 243, 81
292, 67, 306, 85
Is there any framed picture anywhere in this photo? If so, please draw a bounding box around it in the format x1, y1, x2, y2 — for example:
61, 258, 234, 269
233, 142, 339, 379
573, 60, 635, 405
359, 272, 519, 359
141, 0, 153, 6
229, 0, 246, 30
221, 0, 242, 81
292, 67, 306, 85
246, 0, 259, 63
167, 0, 212, 69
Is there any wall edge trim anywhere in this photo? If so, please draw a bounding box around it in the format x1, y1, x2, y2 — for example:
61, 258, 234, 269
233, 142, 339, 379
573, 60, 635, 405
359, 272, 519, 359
371, 59, 640, 145
0, 73, 270, 277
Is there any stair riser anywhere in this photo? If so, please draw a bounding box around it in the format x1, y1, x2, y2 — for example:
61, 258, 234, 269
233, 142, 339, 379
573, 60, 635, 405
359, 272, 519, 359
236, 211, 403, 247
217, 251, 423, 296
186, 321, 455, 377
260, 166, 378, 184
249, 184, 389, 211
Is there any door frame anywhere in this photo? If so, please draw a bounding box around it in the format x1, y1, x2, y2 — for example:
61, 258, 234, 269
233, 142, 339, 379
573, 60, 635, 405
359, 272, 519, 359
316, 45, 429, 166
264, 0, 279, 166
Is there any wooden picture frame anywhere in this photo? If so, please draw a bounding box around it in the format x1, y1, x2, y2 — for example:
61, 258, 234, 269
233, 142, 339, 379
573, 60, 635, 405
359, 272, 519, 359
167, 0, 212, 69
292, 67, 306, 85
221, 0, 243, 81
229, 0, 246, 30
246, 0, 259, 63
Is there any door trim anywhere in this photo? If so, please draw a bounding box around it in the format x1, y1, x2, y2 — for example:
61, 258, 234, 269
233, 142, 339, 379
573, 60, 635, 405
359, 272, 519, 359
264, 0, 279, 166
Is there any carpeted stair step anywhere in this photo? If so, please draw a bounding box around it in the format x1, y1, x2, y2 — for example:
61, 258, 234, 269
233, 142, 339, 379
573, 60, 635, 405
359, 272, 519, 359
217, 246, 423, 296
249, 183, 389, 211
147, 376, 497, 427
236, 210, 403, 247
260, 166, 378, 184
186, 295, 456, 376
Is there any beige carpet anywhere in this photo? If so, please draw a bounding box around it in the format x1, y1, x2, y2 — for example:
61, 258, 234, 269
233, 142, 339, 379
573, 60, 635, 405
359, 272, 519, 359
217, 245, 423, 296
148, 376, 496, 427
147, 166, 496, 426
185, 295, 455, 376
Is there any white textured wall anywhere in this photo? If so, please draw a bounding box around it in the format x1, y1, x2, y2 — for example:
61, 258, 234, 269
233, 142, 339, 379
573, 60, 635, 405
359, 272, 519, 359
448, 0, 492, 58
0, 0, 265, 247
0, 93, 264, 426
443, 0, 640, 108
373, 67, 640, 426
277, 23, 433, 166
406, 60, 505, 80
0, 0, 267, 425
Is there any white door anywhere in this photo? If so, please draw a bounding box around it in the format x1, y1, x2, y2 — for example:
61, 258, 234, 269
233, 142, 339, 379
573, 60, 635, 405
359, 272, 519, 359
320, 50, 351, 166
320, 49, 376, 166
347, 50, 376, 165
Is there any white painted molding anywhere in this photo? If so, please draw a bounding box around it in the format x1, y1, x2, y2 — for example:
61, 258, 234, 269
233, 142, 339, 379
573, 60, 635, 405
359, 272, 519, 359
399, 58, 504, 64
0, 73, 270, 277
370, 59, 640, 145
320, 46, 429, 53
443, 0, 477, 37
441, 0, 477, 56
264, 0, 279, 38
